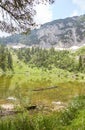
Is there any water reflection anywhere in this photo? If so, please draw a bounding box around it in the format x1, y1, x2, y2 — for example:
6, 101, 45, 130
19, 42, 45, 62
0, 74, 31, 103
0, 75, 13, 99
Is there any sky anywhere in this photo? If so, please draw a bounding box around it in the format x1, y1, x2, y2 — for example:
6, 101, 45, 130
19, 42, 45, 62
0, 0, 85, 37
34, 0, 85, 24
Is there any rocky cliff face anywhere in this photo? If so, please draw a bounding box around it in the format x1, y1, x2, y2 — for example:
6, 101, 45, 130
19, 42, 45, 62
1, 14, 85, 48
31, 15, 85, 48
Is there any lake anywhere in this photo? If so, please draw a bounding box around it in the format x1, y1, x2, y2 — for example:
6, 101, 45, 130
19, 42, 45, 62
0, 74, 85, 106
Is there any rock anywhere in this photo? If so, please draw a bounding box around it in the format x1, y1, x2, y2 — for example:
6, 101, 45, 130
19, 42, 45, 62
51, 101, 67, 111
1, 104, 14, 111
52, 101, 62, 105
7, 97, 16, 101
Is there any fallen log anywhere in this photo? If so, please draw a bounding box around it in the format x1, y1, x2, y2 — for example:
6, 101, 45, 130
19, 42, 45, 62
32, 86, 58, 91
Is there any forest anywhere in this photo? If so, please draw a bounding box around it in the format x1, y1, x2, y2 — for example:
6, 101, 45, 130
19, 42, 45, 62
0, 45, 84, 73
0, 45, 13, 71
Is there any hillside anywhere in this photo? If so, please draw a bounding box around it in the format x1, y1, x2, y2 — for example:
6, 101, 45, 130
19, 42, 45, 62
0, 14, 85, 49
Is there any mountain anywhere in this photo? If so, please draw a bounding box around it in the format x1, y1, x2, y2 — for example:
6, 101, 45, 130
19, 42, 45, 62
0, 14, 85, 48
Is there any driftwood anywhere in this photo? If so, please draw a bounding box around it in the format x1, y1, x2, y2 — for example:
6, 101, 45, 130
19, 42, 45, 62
32, 86, 58, 91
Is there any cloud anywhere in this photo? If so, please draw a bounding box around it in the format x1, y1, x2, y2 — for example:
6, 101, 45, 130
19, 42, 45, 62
34, 4, 52, 24
70, 10, 78, 17
72, 0, 85, 11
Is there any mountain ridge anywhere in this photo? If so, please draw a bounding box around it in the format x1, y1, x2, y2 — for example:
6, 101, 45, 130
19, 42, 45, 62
0, 14, 85, 48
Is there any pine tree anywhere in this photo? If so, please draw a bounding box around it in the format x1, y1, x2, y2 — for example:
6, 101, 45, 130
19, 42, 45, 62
8, 52, 13, 70
79, 55, 82, 70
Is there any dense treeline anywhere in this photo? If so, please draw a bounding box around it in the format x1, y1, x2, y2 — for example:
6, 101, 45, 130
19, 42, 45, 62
0, 45, 84, 72
0, 45, 13, 71
17, 47, 79, 72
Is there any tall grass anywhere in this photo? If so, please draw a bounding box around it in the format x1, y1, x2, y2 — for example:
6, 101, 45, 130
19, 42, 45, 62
1, 96, 85, 130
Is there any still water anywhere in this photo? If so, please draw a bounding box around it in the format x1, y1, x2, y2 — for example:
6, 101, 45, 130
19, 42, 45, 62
0, 74, 30, 102
0, 74, 85, 104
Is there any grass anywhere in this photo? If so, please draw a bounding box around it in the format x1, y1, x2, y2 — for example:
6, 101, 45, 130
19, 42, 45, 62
1, 96, 85, 130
